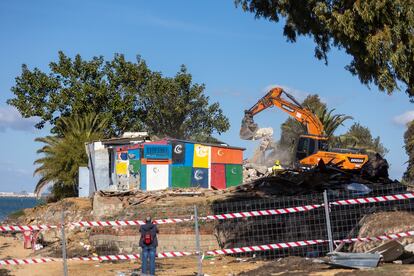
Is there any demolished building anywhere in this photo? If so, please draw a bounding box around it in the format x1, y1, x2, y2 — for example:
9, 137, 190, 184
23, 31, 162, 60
82, 133, 245, 196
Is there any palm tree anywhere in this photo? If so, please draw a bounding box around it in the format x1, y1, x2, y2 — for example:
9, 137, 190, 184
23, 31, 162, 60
313, 106, 353, 138
334, 123, 388, 155
281, 105, 352, 141
34, 113, 108, 199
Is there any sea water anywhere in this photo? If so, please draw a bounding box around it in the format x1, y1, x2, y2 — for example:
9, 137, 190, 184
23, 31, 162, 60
0, 197, 39, 221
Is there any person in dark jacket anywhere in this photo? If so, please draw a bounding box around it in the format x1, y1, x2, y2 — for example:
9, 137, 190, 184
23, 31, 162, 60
139, 216, 159, 276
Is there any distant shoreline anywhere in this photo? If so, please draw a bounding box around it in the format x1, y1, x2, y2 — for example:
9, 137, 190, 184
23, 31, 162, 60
0, 195, 36, 198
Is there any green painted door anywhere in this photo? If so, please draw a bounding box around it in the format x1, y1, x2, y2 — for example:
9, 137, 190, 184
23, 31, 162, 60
172, 166, 192, 188
225, 164, 243, 187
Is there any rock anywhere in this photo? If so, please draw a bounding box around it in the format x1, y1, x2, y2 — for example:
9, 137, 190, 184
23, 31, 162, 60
244, 163, 268, 175
40, 229, 61, 244
404, 243, 414, 254
351, 212, 414, 253
92, 194, 123, 219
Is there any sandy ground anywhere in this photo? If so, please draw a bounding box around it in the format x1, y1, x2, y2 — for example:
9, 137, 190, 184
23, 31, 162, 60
2, 236, 414, 276
0, 235, 265, 275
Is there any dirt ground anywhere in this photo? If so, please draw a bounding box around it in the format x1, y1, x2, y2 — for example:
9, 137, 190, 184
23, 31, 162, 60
2, 236, 414, 276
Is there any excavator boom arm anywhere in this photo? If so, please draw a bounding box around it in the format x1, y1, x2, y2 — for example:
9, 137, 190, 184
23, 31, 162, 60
244, 87, 324, 136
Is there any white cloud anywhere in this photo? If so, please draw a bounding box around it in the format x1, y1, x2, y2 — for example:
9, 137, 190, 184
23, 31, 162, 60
393, 110, 414, 126
0, 106, 37, 132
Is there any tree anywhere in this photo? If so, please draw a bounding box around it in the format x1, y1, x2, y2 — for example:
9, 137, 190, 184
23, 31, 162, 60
8, 52, 229, 140
403, 121, 414, 183
235, 1, 414, 98
34, 113, 108, 199
137, 65, 230, 140
279, 94, 351, 151
334, 122, 388, 156
314, 107, 352, 138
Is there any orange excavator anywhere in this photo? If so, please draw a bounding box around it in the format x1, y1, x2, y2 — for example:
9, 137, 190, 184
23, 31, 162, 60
240, 87, 369, 170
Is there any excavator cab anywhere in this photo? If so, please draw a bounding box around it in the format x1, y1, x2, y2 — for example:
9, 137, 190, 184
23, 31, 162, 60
295, 136, 328, 162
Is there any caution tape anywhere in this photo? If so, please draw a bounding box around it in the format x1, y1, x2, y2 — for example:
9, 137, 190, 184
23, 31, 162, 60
1, 192, 414, 232
330, 192, 414, 206
207, 230, 414, 256
0, 251, 193, 266
206, 239, 326, 255
200, 204, 322, 220
0, 225, 58, 232
0, 257, 55, 266
2, 230, 414, 266
71, 218, 193, 228
339, 230, 414, 243
70, 251, 192, 261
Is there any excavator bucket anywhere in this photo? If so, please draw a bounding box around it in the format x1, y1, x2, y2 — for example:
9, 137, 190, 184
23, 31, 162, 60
240, 111, 259, 140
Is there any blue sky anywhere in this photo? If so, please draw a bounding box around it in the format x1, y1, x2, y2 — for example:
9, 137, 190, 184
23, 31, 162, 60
0, 0, 412, 192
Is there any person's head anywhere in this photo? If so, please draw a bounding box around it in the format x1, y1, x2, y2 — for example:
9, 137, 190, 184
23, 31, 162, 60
145, 216, 152, 224
274, 160, 280, 165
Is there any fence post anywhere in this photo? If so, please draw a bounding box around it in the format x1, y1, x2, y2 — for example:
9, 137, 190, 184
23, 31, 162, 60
61, 209, 68, 276
323, 190, 334, 253
194, 205, 203, 276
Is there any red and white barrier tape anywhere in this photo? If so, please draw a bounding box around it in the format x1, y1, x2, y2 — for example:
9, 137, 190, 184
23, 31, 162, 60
206, 239, 326, 255
339, 230, 414, 243
207, 230, 414, 256
201, 204, 322, 220
71, 204, 322, 228
2, 192, 414, 232
70, 251, 192, 262
0, 225, 57, 232
0, 257, 55, 266
331, 192, 414, 206
71, 218, 192, 228
2, 230, 414, 266
156, 251, 193, 258
0, 251, 193, 266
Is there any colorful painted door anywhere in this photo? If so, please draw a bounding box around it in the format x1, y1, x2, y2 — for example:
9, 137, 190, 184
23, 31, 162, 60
225, 164, 243, 187
211, 164, 225, 189
211, 147, 243, 164
191, 168, 209, 188
171, 166, 192, 188
115, 161, 128, 175
193, 144, 210, 168
146, 164, 169, 191
172, 142, 185, 164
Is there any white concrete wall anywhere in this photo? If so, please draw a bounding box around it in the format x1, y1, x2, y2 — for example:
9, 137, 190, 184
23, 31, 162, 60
78, 166, 90, 197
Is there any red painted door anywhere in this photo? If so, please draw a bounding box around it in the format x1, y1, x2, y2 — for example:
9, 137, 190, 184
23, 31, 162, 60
211, 164, 225, 189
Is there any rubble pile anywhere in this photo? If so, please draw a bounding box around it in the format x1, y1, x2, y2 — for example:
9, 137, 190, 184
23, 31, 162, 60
98, 188, 206, 205
242, 163, 269, 182
238, 163, 399, 200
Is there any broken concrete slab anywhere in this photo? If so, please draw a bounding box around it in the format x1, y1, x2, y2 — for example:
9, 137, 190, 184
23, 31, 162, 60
368, 240, 404, 262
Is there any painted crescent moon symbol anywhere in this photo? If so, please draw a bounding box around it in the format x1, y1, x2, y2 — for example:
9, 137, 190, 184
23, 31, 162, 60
217, 149, 224, 156
196, 146, 208, 157
231, 168, 237, 174
174, 144, 183, 154
194, 170, 203, 180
